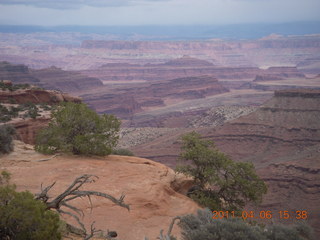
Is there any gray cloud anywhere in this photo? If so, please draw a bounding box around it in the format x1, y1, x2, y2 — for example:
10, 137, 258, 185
0, 0, 168, 9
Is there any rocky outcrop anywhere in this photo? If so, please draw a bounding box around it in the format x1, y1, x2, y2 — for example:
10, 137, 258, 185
0, 61, 40, 84
0, 85, 81, 144
0, 62, 103, 93
0, 88, 81, 104
31, 66, 103, 92
254, 75, 284, 81
83, 75, 228, 119
264, 66, 305, 78
202, 89, 320, 164
13, 118, 51, 144
85, 94, 143, 118
163, 55, 214, 66
1, 141, 199, 240
83, 58, 260, 83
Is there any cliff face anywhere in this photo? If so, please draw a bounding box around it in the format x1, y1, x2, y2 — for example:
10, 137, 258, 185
1, 142, 199, 240
0, 62, 103, 93
204, 89, 320, 164
83, 58, 302, 83
0, 61, 40, 84
0, 88, 81, 104
83, 75, 228, 118
0, 85, 81, 144
13, 118, 51, 144
31, 66, 103, 92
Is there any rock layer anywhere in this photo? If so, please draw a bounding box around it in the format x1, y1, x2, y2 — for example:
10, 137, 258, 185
0, 88, 81, 104
0, 62, 103, 93
83, 75, 229, 118
0, 85, 81, 144
130, 89, 320, 236
83, 57, 305, 83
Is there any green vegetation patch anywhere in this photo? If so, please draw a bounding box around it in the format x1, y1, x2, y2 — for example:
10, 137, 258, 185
176, 131, 267, 212
35, 102, 121, 156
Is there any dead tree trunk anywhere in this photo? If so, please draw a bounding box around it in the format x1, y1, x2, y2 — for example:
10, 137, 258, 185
35, 174, 129, 239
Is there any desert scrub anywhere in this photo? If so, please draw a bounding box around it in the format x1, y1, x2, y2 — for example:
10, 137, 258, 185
179, 209, 313, 240
0, 104, 21, 122
112, 148, 134, 156
0, 124, 15, 154
0, 81, 30, 91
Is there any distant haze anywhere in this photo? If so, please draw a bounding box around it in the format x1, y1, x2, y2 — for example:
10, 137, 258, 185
0, 0, 320, 26
0, 23, 320, 41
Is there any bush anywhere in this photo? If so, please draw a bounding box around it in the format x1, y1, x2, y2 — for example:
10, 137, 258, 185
176, 131, 267, 212
0, 172, 61, 240
112, 148, 134, 156
0, 124, 15, 154
0, 104, 21, 122
264, 222, 313, 240
35, 102, 121, 156
179, 209, 313, 240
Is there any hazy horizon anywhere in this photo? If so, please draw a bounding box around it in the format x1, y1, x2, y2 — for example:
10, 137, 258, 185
0, 22, 319, 41
0, 0, 320, 26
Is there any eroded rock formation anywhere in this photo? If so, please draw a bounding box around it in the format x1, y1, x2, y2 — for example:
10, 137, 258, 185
0, 84, 81, 144
129, 89, 320, 236
0, 62, 103, 93
0, 141, 199, 240
83, 75, 228, 118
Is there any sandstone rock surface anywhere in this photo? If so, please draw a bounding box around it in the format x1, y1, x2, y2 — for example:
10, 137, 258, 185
0, 141, 199, 240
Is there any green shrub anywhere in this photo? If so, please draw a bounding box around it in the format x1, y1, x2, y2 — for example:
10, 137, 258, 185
179, 209, 313, 240
0, 170, 11, 186
112, 148, 134, 156
0, 124, 15, 154
0, 178, 61, 239
35, 102, 121, 156
0, 104, 21, 122
28, 105, 40, 119
176, 131, 267, 212
264, 222, 313, 240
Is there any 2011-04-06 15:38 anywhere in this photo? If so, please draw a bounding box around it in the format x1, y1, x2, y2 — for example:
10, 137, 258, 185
212, 210, 308, 220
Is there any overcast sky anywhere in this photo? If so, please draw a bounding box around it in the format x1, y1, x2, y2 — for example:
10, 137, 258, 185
0, 0, 319, 26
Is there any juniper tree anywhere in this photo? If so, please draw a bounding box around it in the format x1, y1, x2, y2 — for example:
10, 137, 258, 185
35, 102, 120, 156
176, 131, 267, 212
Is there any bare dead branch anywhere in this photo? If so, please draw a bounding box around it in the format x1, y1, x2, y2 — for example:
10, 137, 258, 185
84, 222, 102, 240
88, 195, 93, 214
157, 216, 181, 240
166, 216, 181, 236
35, 181, 56, 203
37, 153, 61, 162
35, 174, 130, 237
58, 209, 86, 234
70, 191, 130, 211
48, 174, 97, 208
61, 201, 84, 217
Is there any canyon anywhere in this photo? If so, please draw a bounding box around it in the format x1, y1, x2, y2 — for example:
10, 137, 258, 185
1, 33, 320, 239
130, 89, 320, 236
